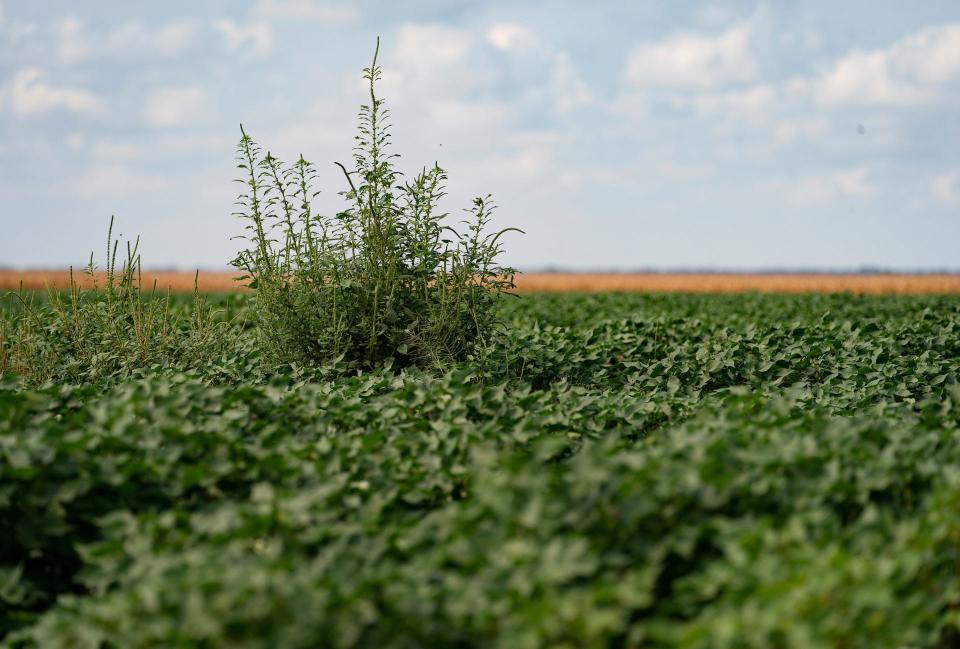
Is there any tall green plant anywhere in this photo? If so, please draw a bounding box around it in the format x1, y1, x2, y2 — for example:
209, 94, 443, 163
232, 38, 521, 370
1, 217, 222, 385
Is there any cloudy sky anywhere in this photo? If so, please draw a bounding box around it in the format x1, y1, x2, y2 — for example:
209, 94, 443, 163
1, 1, 959, 271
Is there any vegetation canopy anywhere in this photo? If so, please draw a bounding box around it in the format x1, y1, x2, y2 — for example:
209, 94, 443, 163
231, 38, 521, 370
0, 217, 222, 386
3, 293, 960, 647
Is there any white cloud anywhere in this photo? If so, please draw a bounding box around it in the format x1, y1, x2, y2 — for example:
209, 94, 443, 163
396, 24, 473, 72
143, 86, 210, 127
253, 0, 357, 23
55, 17, 87, 63
66, 133, 85, 151
3, 67, 102, 116
773, 116, 829, 145
484, 24, 591, 113
612, 21, 960, 155
487, 23, 541, 54
137, 22, 195, 54
259, 99, 354, 157
891, 24, 960, 84
212, 20, 273, 57
455, 133, 561, 187
55, 18, 197, 63
92, 139, 141, 161
609, 89, 649, 122
64, 133, 139, 160
550, 53, 592, 112
692, 85, 775, 115
816, 50, 926, 107
931, 170, 960, 204
386, 24, 479, 96
816, 24, 960, 107
624, 22, 756, 88
788, 167, 876, 204
71, 165, 171, 199
424, 98, 511, 134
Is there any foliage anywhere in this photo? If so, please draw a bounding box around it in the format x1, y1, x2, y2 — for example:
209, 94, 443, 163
2, 292, 960, 647
0, 218, 226, 387
231, 39, 520, 370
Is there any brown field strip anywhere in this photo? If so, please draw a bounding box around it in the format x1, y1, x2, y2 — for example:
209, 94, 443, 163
2, 270, 960, 294
512, 273, 960, 294
0, 270, 245, 293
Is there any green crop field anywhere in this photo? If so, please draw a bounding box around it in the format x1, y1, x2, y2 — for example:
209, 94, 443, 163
2, 35, 959, 649
2, 291, 959, 648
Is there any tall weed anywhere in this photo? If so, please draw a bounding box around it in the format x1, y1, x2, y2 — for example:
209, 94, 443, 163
232, 39, 521, 370
1, 217, 223, 385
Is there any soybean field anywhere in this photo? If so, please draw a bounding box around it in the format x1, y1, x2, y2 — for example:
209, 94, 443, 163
2, 292, 959, 648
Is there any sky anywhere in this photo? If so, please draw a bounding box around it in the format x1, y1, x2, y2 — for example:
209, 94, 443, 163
0, 1, 959, 271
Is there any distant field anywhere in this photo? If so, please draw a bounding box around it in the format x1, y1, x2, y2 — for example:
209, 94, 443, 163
514, 273, 960, 293
0, 270, 243, 293
3, 269, 960, 293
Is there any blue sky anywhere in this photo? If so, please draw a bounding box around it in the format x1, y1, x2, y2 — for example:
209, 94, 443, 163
1, 1, 959, 271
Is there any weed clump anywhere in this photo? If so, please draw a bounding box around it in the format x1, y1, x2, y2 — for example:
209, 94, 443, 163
0, 218, 223, 385
231, 39, 520, 370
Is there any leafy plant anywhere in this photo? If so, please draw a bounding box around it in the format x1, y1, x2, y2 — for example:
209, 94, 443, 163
231, 38, 521, 370
4, 292, 960, 646
0, 217, 223, 385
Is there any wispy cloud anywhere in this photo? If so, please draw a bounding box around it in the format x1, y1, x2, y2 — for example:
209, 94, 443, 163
624, 22, 756, 89
2, 67, 102, 116
212, 19, 273, 57
788, 168, 876, 204
487, 23, 541, 54
690, 84, 776, 116
252, 0, 358, 23
815, 24, 960, 107
485, 23, 592, 112
387, 23, 478, 96
931, 170, 960, 204
55, 17, 197, 64
70, 164, 171, 198
91, 139, 140, 161
65, 133, 140, 160
550, 52, 592, 112
143, 86, 210, 127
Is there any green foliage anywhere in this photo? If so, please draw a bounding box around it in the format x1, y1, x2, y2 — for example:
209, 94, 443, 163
2, 293, 960, 647
231, 39, 520, 370
0, 218, 226, 386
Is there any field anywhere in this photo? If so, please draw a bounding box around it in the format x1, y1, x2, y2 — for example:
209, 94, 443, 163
2, 290, 959, 648
4, 16, 958, 647
4, 269, 960, 294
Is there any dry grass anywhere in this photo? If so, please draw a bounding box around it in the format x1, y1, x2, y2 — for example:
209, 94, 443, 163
3, 270, 960, 294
